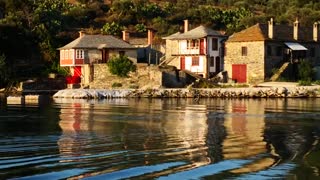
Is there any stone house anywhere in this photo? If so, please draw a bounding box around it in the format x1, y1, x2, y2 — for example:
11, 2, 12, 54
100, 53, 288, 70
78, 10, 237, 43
122, 28, 163, 65
224, 18, 320, 84
58, 32, 137, 87
163, 20, 227, 78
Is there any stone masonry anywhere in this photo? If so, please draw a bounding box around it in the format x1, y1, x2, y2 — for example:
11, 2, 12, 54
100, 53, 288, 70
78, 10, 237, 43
224, 41, 265, 84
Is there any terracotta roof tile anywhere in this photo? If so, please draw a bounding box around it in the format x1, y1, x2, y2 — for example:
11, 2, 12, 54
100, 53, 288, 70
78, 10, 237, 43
227, 23, 318, 42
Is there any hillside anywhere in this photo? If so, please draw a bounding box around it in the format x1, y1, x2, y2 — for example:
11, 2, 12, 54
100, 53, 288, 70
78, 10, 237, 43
1, 0, 320, 88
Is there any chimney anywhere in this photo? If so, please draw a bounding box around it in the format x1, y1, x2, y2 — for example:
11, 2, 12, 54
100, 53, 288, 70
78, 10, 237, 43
293, 18, 299, 40
268, 18, 274, 39
147, 29, 154, 45
122, 30, 129, 42
313, 22, 319, 42
79, 31, 85, 37
184, 19, 189, 33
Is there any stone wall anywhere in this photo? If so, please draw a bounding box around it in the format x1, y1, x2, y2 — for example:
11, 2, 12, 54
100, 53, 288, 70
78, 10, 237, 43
224, 41, 265, 84
90, 63, 163, 89
89, 63, 189, 89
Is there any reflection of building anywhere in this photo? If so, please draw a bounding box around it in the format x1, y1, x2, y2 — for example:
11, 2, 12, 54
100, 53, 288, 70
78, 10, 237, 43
222, 99, 278, 174
57, 102, 93, 162
163, 104, 210, 167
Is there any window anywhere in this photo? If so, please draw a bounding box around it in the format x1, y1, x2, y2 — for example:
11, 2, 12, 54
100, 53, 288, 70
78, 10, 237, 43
192, 56, 199, 66
276, 46, 282, 56
76, 49, 84, 59
310, 47, 316, 57
187, 39, 199, 49
267, 46, 272, 56
212, 38, 218, 51
241, 46, 247, 56
119, 51, 125, 56
210, 57, 214, 67
60, 51, 64, 60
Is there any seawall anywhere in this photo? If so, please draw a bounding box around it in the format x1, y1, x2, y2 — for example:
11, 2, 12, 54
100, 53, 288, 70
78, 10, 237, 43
53, 86, 320, 99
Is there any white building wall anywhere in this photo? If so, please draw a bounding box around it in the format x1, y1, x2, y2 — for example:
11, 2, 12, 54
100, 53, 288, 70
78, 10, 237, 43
185, 56, 205, 73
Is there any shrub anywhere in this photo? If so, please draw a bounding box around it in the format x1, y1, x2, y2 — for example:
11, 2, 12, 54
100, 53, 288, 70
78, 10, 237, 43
107, 55, 136, 77
112, 82, 122, 88
298, 80, 312, 86
298, 59, 315, 81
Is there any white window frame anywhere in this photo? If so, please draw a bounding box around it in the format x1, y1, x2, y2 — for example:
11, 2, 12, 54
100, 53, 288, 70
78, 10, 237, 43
76, 49, 84, 59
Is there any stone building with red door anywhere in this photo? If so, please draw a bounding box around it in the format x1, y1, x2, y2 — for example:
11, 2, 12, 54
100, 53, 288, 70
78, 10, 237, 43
224, 18, 320, 84
58, 32, 137, 88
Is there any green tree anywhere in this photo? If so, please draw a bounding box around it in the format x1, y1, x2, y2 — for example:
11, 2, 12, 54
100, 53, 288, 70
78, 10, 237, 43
101, 22, 123, 36
107, 55, 136, 77
135, 23, 147, 32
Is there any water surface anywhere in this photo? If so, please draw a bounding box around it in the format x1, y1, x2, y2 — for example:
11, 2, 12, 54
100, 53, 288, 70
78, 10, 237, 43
0, 98, 320, 179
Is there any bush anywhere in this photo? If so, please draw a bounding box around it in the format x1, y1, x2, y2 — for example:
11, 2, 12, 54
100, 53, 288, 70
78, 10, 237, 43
298, 80, 312, 86
112, 82, 122, 88
107, 55, 136, 77
298, 59, 315, 81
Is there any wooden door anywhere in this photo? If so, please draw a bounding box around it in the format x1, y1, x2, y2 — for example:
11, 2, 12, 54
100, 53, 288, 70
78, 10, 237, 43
232, 64, 247, 83
102, 49, 109, 63
180, 56, 185, 70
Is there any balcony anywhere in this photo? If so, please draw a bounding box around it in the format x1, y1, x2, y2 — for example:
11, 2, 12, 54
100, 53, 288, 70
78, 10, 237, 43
60, 59, 85, 66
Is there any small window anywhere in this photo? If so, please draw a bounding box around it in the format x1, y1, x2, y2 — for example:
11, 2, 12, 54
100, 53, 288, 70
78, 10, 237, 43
60, 51, 64, 60
187, 39, 199, 49
192, 56, 199, 66
310, 47, 316, 57
276, 46, 282, 56
210, 57, 214, 67
212, 38, 218, 51
267, 46, 272, 56
76, 49, 84, 59
119, 51, 125, 56
241, 46, 247, 56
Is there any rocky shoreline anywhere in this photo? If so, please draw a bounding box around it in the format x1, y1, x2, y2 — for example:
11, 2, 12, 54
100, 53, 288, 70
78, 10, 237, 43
53, 86, 320, 99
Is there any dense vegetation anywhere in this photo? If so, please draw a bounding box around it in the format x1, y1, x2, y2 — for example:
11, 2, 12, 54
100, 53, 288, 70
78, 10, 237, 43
1, 0, 320, 87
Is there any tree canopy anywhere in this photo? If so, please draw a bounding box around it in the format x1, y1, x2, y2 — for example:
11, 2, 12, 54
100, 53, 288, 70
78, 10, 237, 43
1, 0, 320, 86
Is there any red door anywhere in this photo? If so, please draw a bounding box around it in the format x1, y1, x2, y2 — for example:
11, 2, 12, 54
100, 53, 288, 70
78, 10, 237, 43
74, 66, 82, 77
232, 64, 247, 83
180, 57, 185, 70
200, 39, 205, 55
73, 66, 82, 83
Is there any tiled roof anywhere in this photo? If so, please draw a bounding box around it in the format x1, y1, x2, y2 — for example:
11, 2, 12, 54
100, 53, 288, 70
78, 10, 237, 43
163, 25, 224, 40
227, 23, 318, 42
162, 32, 182, 39
58, 34, 135, 50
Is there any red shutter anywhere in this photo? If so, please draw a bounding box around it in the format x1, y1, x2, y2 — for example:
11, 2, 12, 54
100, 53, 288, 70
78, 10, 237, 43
200, 39, 205, 54
180, 57, 185, 70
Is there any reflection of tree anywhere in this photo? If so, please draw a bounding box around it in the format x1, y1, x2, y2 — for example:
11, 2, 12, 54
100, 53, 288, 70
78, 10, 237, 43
54, 98, 320, 179
263, 99, 320, 179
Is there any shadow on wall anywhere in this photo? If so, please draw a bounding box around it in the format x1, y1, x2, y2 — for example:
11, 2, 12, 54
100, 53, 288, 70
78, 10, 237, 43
160, 66, 196, 88
137, 46, 164, 65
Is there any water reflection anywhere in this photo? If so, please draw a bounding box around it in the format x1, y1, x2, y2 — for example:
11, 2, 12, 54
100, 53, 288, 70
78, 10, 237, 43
52, 98, 320, 179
